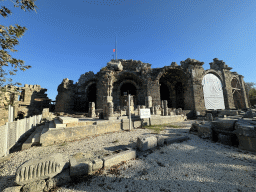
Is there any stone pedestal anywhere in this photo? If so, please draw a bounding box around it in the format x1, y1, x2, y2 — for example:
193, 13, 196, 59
103, 96, 113, 119
89, 102, 96, 118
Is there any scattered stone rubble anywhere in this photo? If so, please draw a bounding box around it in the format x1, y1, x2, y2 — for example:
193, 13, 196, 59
190, 109, 256, 152
3, 131, 190, 192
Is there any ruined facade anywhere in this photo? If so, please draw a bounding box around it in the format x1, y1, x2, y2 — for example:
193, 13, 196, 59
0, 84, 51, 126
55, 58, 249, 116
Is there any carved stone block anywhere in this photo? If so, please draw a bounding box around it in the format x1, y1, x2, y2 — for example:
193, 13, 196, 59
15, 153, 65, 185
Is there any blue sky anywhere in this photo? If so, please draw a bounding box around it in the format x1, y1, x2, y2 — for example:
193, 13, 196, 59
2, 0, 256, 100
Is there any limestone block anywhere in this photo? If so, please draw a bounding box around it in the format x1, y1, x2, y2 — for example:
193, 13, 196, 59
237, 135, 256, 152
197, 124, 212, 139
103, 149, 136, 168
156, 135, 165, 146
2, 186, 22, 192
218, 133, 233, 145
211, 119, 237, 131
58, 117, 78, 124
164, 136, 190, 145
189, 122, 200, 132
243, 110, 253, 118
92, 159, 103, 172
15, 153, 65, 185
137, 136, 157, 151
234, 122, 256, 137
206, 113, 213, 121
54, 119, 66, 128
44, 169, 71, 191
21, 180, 46, 192
69, 156, 93, 177
107, 60, 123, 71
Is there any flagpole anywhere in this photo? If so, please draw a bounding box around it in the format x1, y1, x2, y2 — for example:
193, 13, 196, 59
115, 37, 117, 61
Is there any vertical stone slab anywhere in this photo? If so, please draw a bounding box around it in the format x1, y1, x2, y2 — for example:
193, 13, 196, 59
145, 96, 152, 108
89, 102, 96, 118
164, 100, 168, 116
16, 119, 20, 141
0, 124, 8, 157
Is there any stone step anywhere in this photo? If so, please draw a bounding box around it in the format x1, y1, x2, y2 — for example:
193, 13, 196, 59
54, 119, 66, 128
48, 120, 55, 129
22, 124, 45, 150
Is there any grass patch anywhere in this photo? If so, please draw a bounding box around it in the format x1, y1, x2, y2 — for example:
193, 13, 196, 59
168, 124, 181, 128
59, 142, 67, 146
143, 124, 182, 134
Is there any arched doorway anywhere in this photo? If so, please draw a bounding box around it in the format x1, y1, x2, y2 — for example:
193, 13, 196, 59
231, 78, 244, 109
175, 82, 184, 109
160, 83, 171, 108
159, 69, 186, 109
202, 73, 225, 109
86, 83, 97, 112
120, 82, 137, 108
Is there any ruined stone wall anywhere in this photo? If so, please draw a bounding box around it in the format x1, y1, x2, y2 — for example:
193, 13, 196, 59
55, 58, 249, 114
0, 84, 50, 126
55, 78, 75, 113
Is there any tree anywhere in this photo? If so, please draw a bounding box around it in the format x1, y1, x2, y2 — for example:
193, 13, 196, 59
245, 82, 256, 98
0, 0, 37, 87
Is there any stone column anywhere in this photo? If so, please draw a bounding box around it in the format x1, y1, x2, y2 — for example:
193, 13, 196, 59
107, 102, 114, 118
163, 100, 168, 116
89, 102, 96, 118
126, 95, 134, 115
145, 96, 152, 108
103, 96, 113, 119
137, 105, 141, 116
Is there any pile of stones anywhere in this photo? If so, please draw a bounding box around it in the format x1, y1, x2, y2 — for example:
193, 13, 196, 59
190, 109, 256, 152
3, 134, 190, 192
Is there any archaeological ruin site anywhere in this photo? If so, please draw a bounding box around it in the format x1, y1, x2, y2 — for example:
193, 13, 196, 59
1, 58, 256, 192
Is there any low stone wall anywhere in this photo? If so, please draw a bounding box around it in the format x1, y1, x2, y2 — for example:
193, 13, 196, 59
41, 115, 185, 146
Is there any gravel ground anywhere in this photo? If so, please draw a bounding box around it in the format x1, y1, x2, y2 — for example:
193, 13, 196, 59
1, 120, 256, 192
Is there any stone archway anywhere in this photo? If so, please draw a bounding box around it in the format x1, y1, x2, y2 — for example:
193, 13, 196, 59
86, 83, 97, 111
160, 83, 171, 107
231, 78, 244, 109
202, 73, 225, 109
159, 69, 186, 109
120, 82, 137, 108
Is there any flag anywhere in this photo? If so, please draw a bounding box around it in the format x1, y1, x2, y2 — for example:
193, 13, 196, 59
113, 49, 115, 52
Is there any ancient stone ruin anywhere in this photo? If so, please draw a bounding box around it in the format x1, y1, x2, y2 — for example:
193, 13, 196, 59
55, 58, 249, 118
190, 109, 256, 152
0, 84, 51, 126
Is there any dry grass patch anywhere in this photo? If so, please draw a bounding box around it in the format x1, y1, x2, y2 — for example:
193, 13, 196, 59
143, 124, 181, 134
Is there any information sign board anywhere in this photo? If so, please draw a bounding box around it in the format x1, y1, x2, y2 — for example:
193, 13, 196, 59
140, 109, 151, 119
